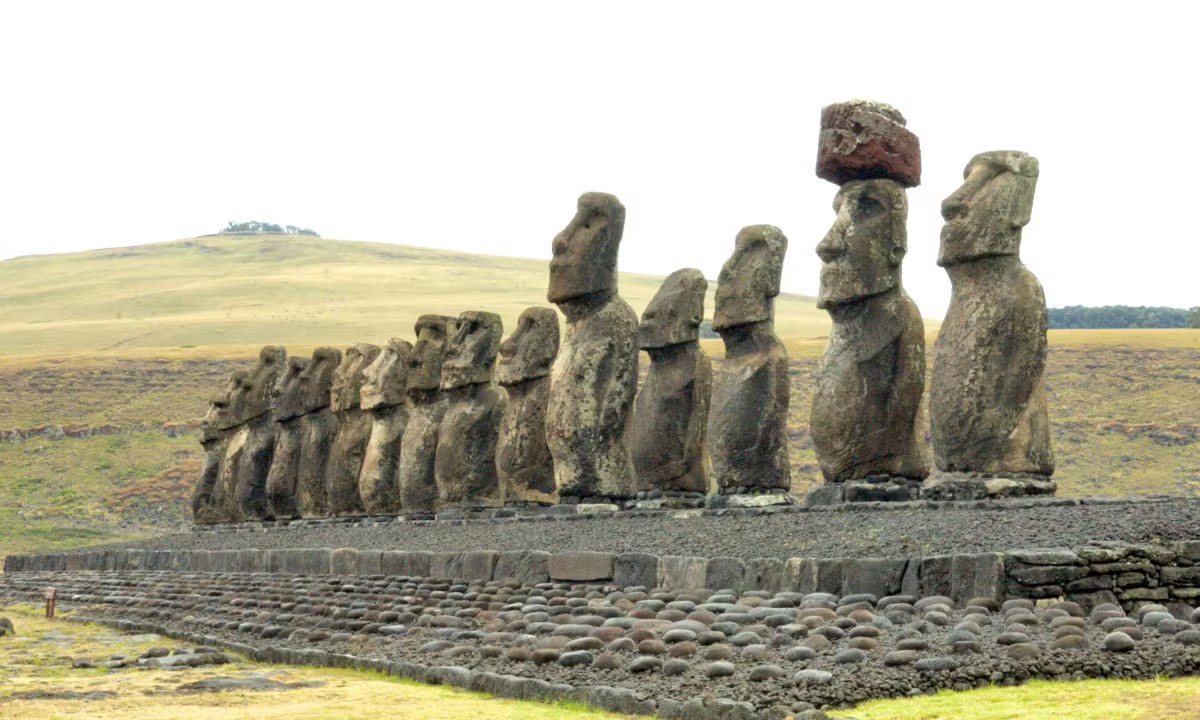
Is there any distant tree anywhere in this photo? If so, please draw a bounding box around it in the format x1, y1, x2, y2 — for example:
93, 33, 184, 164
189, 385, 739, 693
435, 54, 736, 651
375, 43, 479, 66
219, 220, 318, 238
1048, 305, 1191, 329
1188, 307, 1200, 328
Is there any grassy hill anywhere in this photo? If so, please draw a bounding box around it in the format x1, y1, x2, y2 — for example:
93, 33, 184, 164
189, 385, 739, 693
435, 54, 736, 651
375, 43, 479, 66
1, 235, 1198, 560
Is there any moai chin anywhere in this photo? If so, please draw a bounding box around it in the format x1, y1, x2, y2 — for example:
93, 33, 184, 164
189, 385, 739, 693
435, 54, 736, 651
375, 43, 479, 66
296, 346, 342, 517
810, 180, 929, 501
545, 192, 639, 502
632, 268, 712, 499
435, 311, 505, 508
709, 225, 792, 500
192, 371, 245, 524
233, 346, 287, 521
326, 342, 381, 516
927, 151, 1054, 499
266, 355, 309, 519
357, 338, 413, 515
496, 307, 560, 506
397, 315, 457, 514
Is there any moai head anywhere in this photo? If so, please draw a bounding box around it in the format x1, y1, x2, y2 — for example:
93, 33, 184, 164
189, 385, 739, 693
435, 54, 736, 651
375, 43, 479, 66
299, 347, 342, 414
200, 397, 222, 443
407, 315, 458, 393
816, 179, 908, 308
496, 307, 560, 386
442, 311, 503, 390
548, 192, 626, 305
361, 338, 413, 410
242, 346, 287, 421
713, 225, 787, 332
214, 370, 250, 431
939, 151, 1039, 267
640, 268, 707, 349
330, 343, 381, 412
271, 356, 310, 422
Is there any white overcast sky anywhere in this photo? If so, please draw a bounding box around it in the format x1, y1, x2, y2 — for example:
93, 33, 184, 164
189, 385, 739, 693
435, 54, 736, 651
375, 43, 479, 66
1, 1, 1196, 316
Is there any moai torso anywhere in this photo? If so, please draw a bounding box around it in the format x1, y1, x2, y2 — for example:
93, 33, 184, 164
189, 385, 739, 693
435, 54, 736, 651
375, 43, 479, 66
217, 371, 252, 522
297, 347, 341, 517
326, 343, 380, 516
398, 315, 456, 514
930, 151, 1053, 476
234, 346, 286, 521
266, 355, 308, 519
435, 311, 505, 508
709, 225, 791, 493
545, 193, 638, 501
632, 268, 711, 494
192, 371, 244, 524
357, 339, 412, 515
496, 307, 560, 505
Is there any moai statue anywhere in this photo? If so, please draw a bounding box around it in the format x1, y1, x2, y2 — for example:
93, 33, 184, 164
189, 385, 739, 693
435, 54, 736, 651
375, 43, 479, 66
326, 343, 381, 516
397, 315, 457, 515
265, 355, 309, 519
357, 338, 413, 515
809, 100, 929, 505
545, 192, 639, 503
216, 370, 253, 522
435, 311, 505, 508
927, 151, 1055, 499
296, 346, 342, 517
632, 268, 712, 503
496, 307, 560, 506
709, 225, 792, 503
233, 346, 287, 520
191, 371, 245, 524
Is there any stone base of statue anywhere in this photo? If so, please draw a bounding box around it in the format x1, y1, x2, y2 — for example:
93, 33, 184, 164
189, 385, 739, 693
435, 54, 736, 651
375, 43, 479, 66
806, 476, 923, 506
633, 490, 708, 510
707, 489, 798, 509
919, 472, 1057, 501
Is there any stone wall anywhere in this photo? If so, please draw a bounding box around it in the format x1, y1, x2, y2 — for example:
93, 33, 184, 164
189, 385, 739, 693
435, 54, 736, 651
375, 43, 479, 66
7, 540, 1199, 611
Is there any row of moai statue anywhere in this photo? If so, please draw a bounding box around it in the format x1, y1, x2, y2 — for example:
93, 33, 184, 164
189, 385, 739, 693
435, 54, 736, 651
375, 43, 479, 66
192, 98, 1054, 523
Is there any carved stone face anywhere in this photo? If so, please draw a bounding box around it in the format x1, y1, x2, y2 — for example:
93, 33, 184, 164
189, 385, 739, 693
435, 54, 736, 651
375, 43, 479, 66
214, 371, 249, 430
242, 345, 287, 421
497, 307, 560, 386
548, 192, 626, 304
299, 347, 342, 414
442, 311, 503, 390
816, 179, 907, 308
361, 338, 413, 409
407, 315, 457, 392
939, 151, 1039, 267
330, 343, 381, 412
271, 356, 309, 422
713, 225, 787, 331
640, 268, 707, 349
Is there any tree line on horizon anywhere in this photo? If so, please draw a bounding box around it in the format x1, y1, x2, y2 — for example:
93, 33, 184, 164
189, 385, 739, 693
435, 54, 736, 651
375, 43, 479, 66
1048, 305, 1200, 329
220, 220, 320, 237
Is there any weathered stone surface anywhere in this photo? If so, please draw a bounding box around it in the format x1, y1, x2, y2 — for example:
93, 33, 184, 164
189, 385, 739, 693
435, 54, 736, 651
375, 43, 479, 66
812, 179, 927, 486
659, 555, 709, 591
548, 551, 615, 582
614, 553, 660, 589
496, 307, 560, 505
930, 151, 1054, 479
436, 311, 504, 508
232, 346, 287, 521
951, 553, 1005, 605
192, 372, 244, 524
357, 339, 412, 515
214, 370, 252, 523
462, 550, 499, 581
326, 343, 380, 516
546, 193, 638, 501
398, 316, 457, 514
706, 557, 747, 594
265, 356, 309, 519
493, 550, 551, 585
816, 100, 921, 187
842, 558, 907, 598
297, 347, 341, 518
381, 550, 431, 577
633, 269, 712, 494
710, 225, 790, 493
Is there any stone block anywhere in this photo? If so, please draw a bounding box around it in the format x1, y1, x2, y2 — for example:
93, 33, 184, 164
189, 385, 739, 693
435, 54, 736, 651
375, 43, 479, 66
191, 550, 213, 573
816, 100, 921, 187
614, 553, 660, 589
805, 485, 844, 506
951, 553, 1005, 605
213, 550, 237, 573
917, 555, 954, 599
1009, 564, 1089, 586
126, 549, 146, 570
1008, 548, 1085, 566
330, 548, 359, 576
430, 552, 465, 580
382, 551, 431, 578
300, 548, 333, 575
783, 557, 842, 594
493, 550, 550, 585
1175, 541, 1200, 563
842, 558, 907, 598
235, 549, 262, 572
1161, 566, 1200, 585
706, 557, 747, 594
549, 551, 615, 582
263, 549, 283, 573
462, 550, 498, 581
356, 550, 384, 575
659, 555, 708, 591
64, 554, 84, 572
746, 558, 785, 593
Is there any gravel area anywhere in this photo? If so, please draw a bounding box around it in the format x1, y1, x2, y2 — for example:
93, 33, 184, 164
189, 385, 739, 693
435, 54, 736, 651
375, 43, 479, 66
108, 498, 1200, 560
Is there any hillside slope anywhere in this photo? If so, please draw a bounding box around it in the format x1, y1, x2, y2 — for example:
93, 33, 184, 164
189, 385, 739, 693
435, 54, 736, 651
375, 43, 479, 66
0, 235, 829, 356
